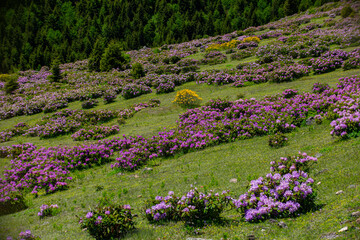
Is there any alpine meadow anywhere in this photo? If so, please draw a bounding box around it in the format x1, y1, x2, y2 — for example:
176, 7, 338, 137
0, 0, 360, 240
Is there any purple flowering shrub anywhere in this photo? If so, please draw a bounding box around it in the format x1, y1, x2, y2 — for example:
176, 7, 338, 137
43, 99, 68, 113
38, 204, 60, 218
268, 133, 288, 148
0, 143, 37, 158
233, 152, 317, 222
71, 125, 120, 141
7, 230, 40, 240
312, 82, 330, 93
267, 64, 310, 83
81, 99, 98, 109
145, 188, 232, 226
311, 57, 343, 74
330, 111, 360, 139
21, 102, 156, 139
201, 51, 227, 65
230, 50, 253, 60
237, 41, 258, 49
156, 81, 175, 94
0, 122, 29, 143
343, 56, 360, 71
282, 89, 298, 99
205, 98, 233, 111
0, 131, 13, 143
0, 144, 113, 205
121, 83, 152, 99
79, 204, 135, 239
103, 90, 117, 104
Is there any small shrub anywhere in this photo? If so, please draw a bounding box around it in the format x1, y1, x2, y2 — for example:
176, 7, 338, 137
343, 57, 360, 71
117, 118, 126, 125
4, 75, 19, 94
156, 81, 175, 94
233, 153, 317, 222
8, 230, 40, 240
205, 98, 233, 111
237, 93, 245, 99
0, 191, 27, 216
230, 50, 252, 60
121, 84, 152, 99
103, 90, 117, 104
169, 55, 181, 64
341, 5, 354, 18
130, 62, 145, 79
172, 89, 202, 108
145, 188, 232, 226
79, 204, 135, 240
268, 133, 288, 148
82, 99, 98, 109
38, 204, 60, 219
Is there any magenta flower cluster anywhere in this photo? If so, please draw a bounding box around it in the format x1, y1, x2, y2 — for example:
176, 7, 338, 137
79, 204, 135, 239
145, 188, 232, 224
37, 204, 59, 218
233, 152, 317, 221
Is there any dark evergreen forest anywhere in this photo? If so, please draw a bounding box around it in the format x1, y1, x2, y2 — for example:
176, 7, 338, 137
0, 0, 337, 73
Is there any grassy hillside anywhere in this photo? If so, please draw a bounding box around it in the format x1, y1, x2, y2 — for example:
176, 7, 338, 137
1, 1, 360, 240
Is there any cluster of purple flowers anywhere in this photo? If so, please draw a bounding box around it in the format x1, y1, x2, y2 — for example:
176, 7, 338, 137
237, 41, 259, 49
156, 81, 176, 94
103, 90, 117, 104
330, 111, 360, 139
20, 101, 156, 139
37, 204, 59, 218
0, 143, 113, 203
81, 99, 99, 109
311, 56, 344, 74
0, 122, 29, 143
79, 204, 135, 239
7, 230, 39, 240
71, 125, 120, 141
233, 152, 317, 221
282, 89, 298, 99
121, 83, 152, 99
312, 82, 330, 93
268, 133, 288, 148
145, 188, 231, 224
201, 51, 227, 65
230, 49, 253, 60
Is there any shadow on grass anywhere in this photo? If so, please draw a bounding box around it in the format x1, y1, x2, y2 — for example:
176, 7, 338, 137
0, 199, 27, 216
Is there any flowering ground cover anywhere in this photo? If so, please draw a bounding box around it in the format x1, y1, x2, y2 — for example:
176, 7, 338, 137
1, 1, 360, 239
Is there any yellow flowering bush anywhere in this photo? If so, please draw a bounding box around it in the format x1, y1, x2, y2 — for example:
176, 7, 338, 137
242, 36, 261, 43
206, 40, 240, 51
173, 89, 202, 108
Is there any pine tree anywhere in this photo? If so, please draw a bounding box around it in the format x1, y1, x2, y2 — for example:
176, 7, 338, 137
49, 58, 62, 83
88, 38, 105, 72
4, 75, 19, 94
100, 41, 130, 72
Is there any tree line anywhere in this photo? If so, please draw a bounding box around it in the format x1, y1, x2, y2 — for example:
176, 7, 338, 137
0, 0, 337, 73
